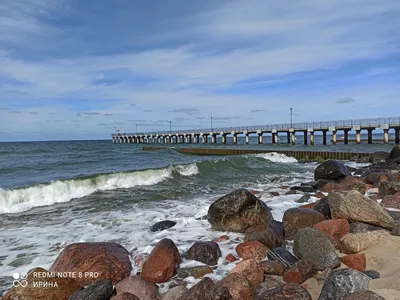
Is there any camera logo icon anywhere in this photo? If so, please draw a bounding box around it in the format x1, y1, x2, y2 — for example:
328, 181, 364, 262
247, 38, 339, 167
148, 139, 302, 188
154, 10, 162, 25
12, 272, 28, 288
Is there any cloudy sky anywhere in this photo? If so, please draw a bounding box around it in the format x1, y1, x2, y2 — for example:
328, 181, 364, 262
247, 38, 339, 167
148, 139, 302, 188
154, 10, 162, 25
0, 0, 399, 141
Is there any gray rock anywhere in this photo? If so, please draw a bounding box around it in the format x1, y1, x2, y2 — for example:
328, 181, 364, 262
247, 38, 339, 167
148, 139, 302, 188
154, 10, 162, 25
369, 151, 390, 163
162, 286, 188, 300
186, 241, 221, 266
379, 181, 400, 198
313, 197, 331, 219
244, 223, 284, 249
150, 220, 177, 232
293, 228, 340, 271
342, 290, 386, 300
390, 145, 400, 160
290, 186, 315, 193
296, 193, 311, 203
69, 280, 113, 300
318, 268, 370, 300
349, 222, 387, 234
314, 160, 352, 181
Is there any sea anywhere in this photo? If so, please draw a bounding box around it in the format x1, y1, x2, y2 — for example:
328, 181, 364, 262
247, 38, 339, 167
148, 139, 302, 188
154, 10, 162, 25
0, 134, 396, 295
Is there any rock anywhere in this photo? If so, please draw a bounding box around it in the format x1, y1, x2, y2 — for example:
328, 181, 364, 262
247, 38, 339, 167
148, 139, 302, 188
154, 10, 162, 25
219, 273, 256, 300
285, 190, 298, 195
313, 197, 331, 219
267, 247, 299, 269
141, 238, 181, 283
300, 202, 319, 209
244, 224, 284, 249
328, 190, 395, 230
370, 151, 390, 163
150, 220, 177, 232
318, 268, 370, 300
112, 293, 140, 300
362, 170, 392, 185
282, 208, 326, 240
69, 279, 114, 300
2, 267, 82, 300
269, 191, 280, 197
207, 188, 274, 233
256, 275, 285, 295
340, 231, 391, 254
290, 186, 315, 193
186, 241, 221, 266
392, 225, 400, 236
293, 228, 340, 271
362, 270, 380, 279
340, 254, 366, 272
314, 179, 334, 191
283, 260, 314, 284
379, 181, 400, 197
357, 156, 371, 163
381, 192, 400, 209
390, 145, 400, 160
346, 182, 367, 194
177, 277, 232, 300
296, 193, 311, 203
349, 222, 387, 233
258, 260, 284, 276
342, 290, 386, 300
177, 266, 212, 279
212, 235, 229, 243
235, 241, 269, 260
314, 160, 352, 181
388, 211, 400, 225
114, 276, 160, 300
226, 253, 238, 262
230, 259, 264, 286
258, 283, 312, 300
162, 286, 188, 300
315, 192, 326, 198
313, 219, 350, 243
49, 242, 131, 285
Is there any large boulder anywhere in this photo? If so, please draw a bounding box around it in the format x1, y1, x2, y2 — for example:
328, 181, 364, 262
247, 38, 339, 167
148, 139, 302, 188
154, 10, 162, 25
114, 276, 161, 300
186, 241, 221, 265
370, 151, 390, 163
313, 219, 350, 245
293, 228, 340, 271
282, 208, 326, 240
379, 181, 400, 198
258, 283, 312, 300
328, 190, 395, 230
340, 230, 391, 254
390, 144, 400, 160
340, 254, 366, 272
177, 277, 232, 300
314, 160, 352, 181
318, 268, 370, 300
258, 260, 285, 276
207, 189, 273, 232
230, 259, 264, 286
69, 279, 114, 300
235, 241, 269, 261
49, 242, 132, 285
244, 223, 284, 249
141, 238, 182, 283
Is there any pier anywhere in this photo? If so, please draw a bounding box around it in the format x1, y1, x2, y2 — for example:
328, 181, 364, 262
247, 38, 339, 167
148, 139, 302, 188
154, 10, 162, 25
112, 117, 400, 146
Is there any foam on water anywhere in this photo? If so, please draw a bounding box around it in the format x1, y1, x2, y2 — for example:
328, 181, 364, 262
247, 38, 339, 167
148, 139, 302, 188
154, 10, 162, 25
255, 152, 298, 163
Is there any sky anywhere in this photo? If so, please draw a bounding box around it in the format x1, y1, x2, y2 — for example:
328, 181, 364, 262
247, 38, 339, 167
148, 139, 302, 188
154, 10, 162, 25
0, 0, 399, 141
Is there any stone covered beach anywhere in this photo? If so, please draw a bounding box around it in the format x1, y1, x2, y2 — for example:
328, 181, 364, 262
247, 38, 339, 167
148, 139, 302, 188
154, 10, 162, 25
3, 145, 400, 300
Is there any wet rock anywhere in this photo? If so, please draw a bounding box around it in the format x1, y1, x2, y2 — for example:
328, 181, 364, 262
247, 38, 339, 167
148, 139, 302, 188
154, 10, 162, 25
162, 286, 188, 300
296, 193, 311, 203
381, 192, 400, 209
315, 192, 326, 198
207, 188, 274, 233
390, 144, 400, 160
230, 259, 264, 286
267, 247, 299, 269
290, 186, 315, 193
314, 160, 352, 181
340, 254, 366, 272
362, 170, 393, 185
235, 241, 269, 260
258, 260, 284, 276
342, 290, 386, 300
370, 151, 390, 163
282, 208, 326, 240
318, 268, 370, 300
212, 235, 229, 243
362, 270, 380, 279
186, 241, 221, 266
141, 238, 181, 283
2, 267, 82, 300
269, 191, 280, 197
219, 273, 256, 300
259, 283, 312, 300
340, 231, 391, 254
150, 220, 177, 232
349, 222, 387, 233
256, 275, 285, 295
313, 197, 331, 219
313, 219, 350, 243
283, 260, 314, 284
69, 279, 113, 300
226, 253, 238, 262
177, 266, 212, 279
177, 277, 232, 300
328, 190, 395, 230
314, 179, 334, 191
244, 224, 284, 249
112, 293, 140, 300
379, 181, 400, 198
49, 242, 132, 285
114, 276, 160, 300
293, 228, 340, 271
285, 190, 298, 195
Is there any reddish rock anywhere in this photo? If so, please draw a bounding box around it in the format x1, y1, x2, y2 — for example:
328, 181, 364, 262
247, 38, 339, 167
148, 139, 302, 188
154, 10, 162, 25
177, 277, 232, 300
236, 241, 269, 260
112, 293, 140, 300
258, 283, 312, 299
258, 260, 284, 276
230, 259, 264, 286
322, 183, 346, 193
285, 190, 298, 195
212, 235, 229, 243
141, 239, 181, 284
244, 224, 284, 249
49, 242, 132, 285
219, 273, 256, 300
186, 241, 221, 265
283, 208, 327, 240
283, 260, 314, 284
226, 253, 238, 263
315, 192, 326, 199
340, 254, 366, 272
381, 192, 400, 209
2, 267, 82, 300
115, 276, 160, 300
313, 219, 350, 241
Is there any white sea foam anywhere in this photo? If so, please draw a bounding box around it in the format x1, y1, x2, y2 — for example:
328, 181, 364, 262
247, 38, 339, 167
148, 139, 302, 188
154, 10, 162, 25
175, 163, 199, 176
255, 152, 298, 163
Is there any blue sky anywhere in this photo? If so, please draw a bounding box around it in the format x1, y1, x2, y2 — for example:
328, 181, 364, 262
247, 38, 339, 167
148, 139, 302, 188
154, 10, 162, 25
0, 0, 399, 141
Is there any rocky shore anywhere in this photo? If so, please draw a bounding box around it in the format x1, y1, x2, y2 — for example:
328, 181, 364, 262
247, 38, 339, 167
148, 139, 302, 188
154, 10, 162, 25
3, 145, 400, 300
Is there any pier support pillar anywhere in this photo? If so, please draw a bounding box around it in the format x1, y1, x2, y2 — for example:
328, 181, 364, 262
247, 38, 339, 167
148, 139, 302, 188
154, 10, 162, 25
356, 130, 361, 144
368, 129, 373, 144
396, 128, 400, 144
258, 133, 263, 144
272, 133, 278, 144
291, 132, 296, 145
119, 138, 122, 143
309, 131, 315, 146
212, 134, 217, 143
303, 131, 308, 145
222, 134, 227, 144
332, 131, 337, 145
343, 129, 349, 144
384, 129, 389, 144
233, 133, 238, 144
202, 135, 205, 144
287, 132, 290, 144
322, 131, 327, 145
245, 134, 249, 144
112, 137, 115, 143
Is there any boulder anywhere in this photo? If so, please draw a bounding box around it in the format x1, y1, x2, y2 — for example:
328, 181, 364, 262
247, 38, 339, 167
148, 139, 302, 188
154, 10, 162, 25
226, 254, 238, 263
314, 160, 352, 181
114, 276, 160, 300
370, 151, 390, 163
318, 268, 370, 300
177, 277, 232, 300
186, 241, 221, 265
177, 266, 212, 279
390, 144, 400, 160
313, 179, 334, 191
282, 208, 326, 240
258, 260, 284, 276
219, 273, 256, 300
381, 192, 400, 209
49, 242, 132, 285
313, 197, 331, 219
340, 254, 366, 272
162, 286, 188, 300
256, 276, 285, 295
342, 290, 386, 300
258, 283, 312, 300
141, 238, 181, 283
112, 293, 140, 300
296, 193, 311, 203
293, 228, 340, 271
362, 170, 392, 185
267, 247, 299, 269
313, 219, 350, 243
283, 260, 314, 284
244, 224, 284, 249
230, 259, 264, 286
379, 181, 400, 198
150, 220, 177, 232
207, 189, 274, 232
340, 231, 391, 254
235, 241, 269, 260
328, 190, 395, 230
349, 222, 387, 234
69, 279, 113, 300
2, 267, 82, 300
